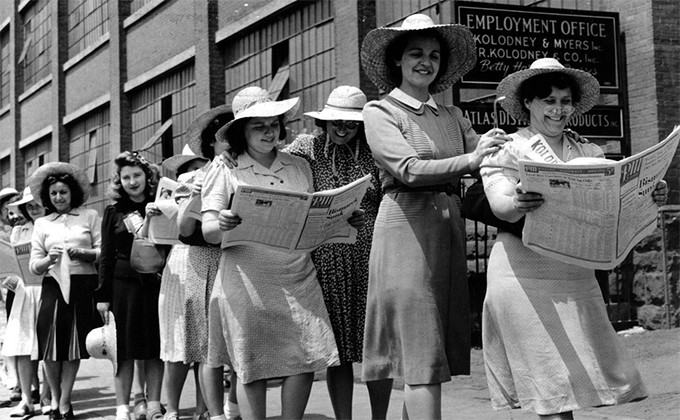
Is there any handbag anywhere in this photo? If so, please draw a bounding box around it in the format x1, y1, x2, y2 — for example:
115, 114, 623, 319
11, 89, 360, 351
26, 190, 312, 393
461, 180, 525, 237
129, 237, 167, 274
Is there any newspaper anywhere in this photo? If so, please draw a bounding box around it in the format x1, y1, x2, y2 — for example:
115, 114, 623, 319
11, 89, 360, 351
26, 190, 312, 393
148, 177, 181, 245
0, 239, 44, 289
220, 174, 373, 252
519, 125, 680, 269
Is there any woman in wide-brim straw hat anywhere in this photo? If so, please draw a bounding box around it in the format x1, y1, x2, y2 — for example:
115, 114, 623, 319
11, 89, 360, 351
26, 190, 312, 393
480, 57, 665, 418
201, 86, 365, 419
28, 162, 102, 418
282, 85, 387, 419
359, 13, 511, 418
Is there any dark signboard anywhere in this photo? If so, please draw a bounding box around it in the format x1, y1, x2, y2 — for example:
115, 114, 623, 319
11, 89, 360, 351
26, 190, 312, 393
456, 2, 620, 90
460, 103, 623, 140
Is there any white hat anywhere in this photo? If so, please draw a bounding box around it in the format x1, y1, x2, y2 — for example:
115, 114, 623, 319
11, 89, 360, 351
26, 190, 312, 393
0, 187, 18, 204
162, 144, 209, 175
215, 86, 299, 141
304, 86, 367, 122
7, 186, 35, 210
361, 14, 477, 94
496, 58, 600, 122
86, 312, 118, 374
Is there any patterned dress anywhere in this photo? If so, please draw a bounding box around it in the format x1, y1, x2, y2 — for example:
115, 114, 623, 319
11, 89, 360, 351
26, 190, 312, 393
159, 166, 220, 363
201, 152, 339, 384
285, 131, 382, 363
480, 128, 648, 415
361, 88, 477, 385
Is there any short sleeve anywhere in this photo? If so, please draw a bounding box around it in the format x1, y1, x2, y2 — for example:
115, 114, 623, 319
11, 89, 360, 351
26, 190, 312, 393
480, 139, 522, 189
201, 160, 236, 213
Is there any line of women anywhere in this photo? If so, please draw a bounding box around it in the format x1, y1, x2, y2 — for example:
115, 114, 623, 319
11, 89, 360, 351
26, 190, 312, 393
0, 11, 669, 420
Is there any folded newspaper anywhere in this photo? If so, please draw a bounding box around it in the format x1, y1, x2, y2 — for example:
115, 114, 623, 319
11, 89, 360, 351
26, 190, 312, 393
519, 125, 679, 269
221, 174, 373, 252
0, 239, 42, 286
148, 177, 181, 245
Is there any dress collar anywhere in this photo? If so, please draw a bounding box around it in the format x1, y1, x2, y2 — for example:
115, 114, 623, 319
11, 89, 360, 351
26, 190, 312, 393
389, 88, 438, 115
235, 149, 297, 174
48, 209, 80, 221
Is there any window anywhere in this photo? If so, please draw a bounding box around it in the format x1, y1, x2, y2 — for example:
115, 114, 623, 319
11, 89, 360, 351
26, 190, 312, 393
0, 29, 10, 107
67, 0, 109, 59
130, 0, 155, 15
0, 157, 10, 188
21, 0, 52, 90
24, 138, 51, 179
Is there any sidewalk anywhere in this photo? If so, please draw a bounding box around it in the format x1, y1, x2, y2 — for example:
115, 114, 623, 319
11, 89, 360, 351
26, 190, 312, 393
0, 328, 677, 419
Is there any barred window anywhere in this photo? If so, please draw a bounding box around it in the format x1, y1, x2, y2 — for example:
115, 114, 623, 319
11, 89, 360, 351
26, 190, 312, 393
23, 138, 51, 179
67, 0, 109, 59
0, 157, 10, 189
0, 29, 10, 107
130, 0, 154, 15
20, 0, 52, 91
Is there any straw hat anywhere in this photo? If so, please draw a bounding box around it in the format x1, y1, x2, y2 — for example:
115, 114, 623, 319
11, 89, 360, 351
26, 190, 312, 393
0, 187, 18, 205
304, 86, 367, 122
85, 312, 118, 374
28, 162, 91, 206
360, 14, 477, 94
496, 58, 600, 122
162, 144, 208, 175
215, 86, 300, 141
186, 104, 233, 156
6, 186, 35, 210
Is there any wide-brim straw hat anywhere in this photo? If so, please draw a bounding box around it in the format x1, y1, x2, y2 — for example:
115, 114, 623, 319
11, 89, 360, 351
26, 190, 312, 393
86, 312, 118, 374
162, 144, 208, 174
7, 186, 35, 210
28, 162, 91, 206
360, 13, 477, 94
304, 86, 367, 122
186, 104, 233, 156
496, 57, 600, 122
215, 86, 300, 141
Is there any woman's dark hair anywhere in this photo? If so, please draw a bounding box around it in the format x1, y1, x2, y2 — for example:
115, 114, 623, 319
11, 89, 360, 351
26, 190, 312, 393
519, 72, 582, 106
314, 119, 367, 143
40, 173, 85, 212
109, 151, 160, 202
385, 29, 448, 89
228, 115, 287, 156
200, 113, 234, 160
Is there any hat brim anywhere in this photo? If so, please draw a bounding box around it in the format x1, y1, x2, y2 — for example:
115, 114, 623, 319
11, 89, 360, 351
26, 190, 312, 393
497, 67, 600, 122
360, 23, 477, 94
304, 108, 364, 122
216, 97, 300, 141
186, 105, 233, 156
28, 162, 91, 207
85, 312, 118, 374
6, 194, 35, 209
162, 155, 208, 174
0, 188, 18, 204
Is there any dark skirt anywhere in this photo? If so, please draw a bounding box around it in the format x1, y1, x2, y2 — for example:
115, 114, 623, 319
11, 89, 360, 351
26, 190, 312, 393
37, 275, 100, 361
112, 260, 162, 362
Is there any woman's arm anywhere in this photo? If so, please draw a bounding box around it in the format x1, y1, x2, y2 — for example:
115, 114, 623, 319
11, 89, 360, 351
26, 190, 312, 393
95, 206, 117, 305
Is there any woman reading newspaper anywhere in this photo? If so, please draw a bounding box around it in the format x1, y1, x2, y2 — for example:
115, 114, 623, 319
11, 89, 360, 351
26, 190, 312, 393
201, 86, 364, 419
480, 58, 667, 419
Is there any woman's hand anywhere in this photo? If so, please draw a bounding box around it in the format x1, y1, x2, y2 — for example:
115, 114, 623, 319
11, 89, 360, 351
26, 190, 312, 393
66, 247, 82, 261
513, 184, 544, 214
218, 149, 239, 169
47, 245, 64, 263
97, 302, 110, 324
347, 209, 366, 229
470, 128, 510, 169
218, 209, 241, 231
145, 202, 161, 218
191, 181, 203, 197
652, 180, 667, 206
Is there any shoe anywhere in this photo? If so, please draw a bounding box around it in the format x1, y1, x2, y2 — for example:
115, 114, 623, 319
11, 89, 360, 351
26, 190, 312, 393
116, 412, 132, 420
31, 389, 40, 405
10, 385, 21, 402
62, 404, 75, 419
9, 402, 33, 417
49, 409, 63, 420
133, 399, 147, 420
163, 413, 179, 420
41, 397, 52, 415
192, 411, 210, 420
147, 408, 164, 420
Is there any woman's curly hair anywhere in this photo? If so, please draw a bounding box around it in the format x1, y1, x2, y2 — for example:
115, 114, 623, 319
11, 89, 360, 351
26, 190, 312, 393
108, 151, 160, 202
40, 173, 86, 213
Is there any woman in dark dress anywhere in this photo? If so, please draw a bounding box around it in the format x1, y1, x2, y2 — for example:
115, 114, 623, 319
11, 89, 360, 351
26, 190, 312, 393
95, 152, 165, 420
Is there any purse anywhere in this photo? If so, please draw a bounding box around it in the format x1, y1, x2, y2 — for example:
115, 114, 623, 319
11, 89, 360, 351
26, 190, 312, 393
129, 237, 167, 274
461, 180, 525, 237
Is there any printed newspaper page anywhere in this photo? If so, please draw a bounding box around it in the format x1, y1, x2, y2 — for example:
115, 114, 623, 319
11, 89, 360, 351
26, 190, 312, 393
0, 238, 24, 280
148, 177, 181, 245
221, 174, 372, 252
519, 125, 680, 269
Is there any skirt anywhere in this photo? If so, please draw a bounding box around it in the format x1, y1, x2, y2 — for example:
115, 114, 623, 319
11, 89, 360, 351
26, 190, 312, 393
36, 275, 100, 361
1, 283, 41, 358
